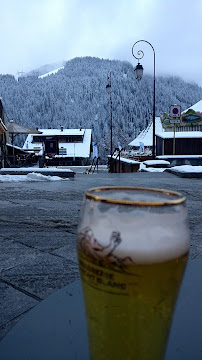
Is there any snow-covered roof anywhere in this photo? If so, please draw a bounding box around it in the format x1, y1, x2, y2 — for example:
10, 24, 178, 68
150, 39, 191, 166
27, 128, 86, 136
182, 99, 202, 113
108, 155, 140, 164
23, 128, 92, 158
7, 143, 27, 152
129, 117, 164, 147
157, 155, 202, 159
156, 131, 202, 139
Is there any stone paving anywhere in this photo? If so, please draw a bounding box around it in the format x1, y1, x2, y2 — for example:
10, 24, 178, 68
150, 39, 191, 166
0, 171, 202, 340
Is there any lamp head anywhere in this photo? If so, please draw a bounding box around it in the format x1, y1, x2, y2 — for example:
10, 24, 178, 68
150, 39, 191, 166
106, 83, 112, 94
134, 62, 144, 81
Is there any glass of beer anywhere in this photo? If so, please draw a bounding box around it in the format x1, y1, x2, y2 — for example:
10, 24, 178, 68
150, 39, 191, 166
77, 186, 189, 360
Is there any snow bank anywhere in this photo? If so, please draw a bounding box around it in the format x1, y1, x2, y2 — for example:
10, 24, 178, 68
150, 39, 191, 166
171, 165, 202, 173
143, 160, 170, 166
141, 167, 167, 173
0, 172, 69, 182
140, 163, 202, 173
0, 167, 73, 173
139, 163, 166, 172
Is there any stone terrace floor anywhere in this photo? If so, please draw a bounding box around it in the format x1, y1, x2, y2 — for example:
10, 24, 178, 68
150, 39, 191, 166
0, 171, 202, 340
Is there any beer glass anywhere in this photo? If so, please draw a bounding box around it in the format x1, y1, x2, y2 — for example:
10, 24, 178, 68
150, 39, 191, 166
77, 186, 190, 360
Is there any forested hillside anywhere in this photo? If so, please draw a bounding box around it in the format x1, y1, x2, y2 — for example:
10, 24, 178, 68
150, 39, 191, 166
0, 57, 202, 162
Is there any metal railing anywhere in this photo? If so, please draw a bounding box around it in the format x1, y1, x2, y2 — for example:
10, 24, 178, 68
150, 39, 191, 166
85, 157, 99, 174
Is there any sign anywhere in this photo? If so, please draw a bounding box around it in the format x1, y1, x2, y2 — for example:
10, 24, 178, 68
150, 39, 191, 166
169, 105, 181, 118
170, 119, 181, 124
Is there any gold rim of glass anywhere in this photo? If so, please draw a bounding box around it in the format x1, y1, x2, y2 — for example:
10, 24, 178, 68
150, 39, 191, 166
85, 186, 186, 206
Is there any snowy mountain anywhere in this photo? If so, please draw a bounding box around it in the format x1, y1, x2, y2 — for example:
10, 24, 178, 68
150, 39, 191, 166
0, 56, 202, 162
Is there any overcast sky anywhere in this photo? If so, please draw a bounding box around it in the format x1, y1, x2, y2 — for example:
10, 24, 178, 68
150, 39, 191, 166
1, 0, 202, 87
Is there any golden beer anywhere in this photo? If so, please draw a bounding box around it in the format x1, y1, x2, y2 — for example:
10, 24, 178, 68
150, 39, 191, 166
77, 187, 190, 360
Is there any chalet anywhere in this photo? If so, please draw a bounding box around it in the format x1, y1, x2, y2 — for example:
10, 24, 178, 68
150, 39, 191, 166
128, 117, 164, 149
23, 127, 93, 166
129, 99, 202, 157
157, 99, 202, 156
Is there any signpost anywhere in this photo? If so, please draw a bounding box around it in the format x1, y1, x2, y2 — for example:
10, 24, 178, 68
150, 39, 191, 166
169, 105, 181, 155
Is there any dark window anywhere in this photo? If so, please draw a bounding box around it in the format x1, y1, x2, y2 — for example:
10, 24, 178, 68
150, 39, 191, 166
58, 135, 83, 143
33, 136, 43, 142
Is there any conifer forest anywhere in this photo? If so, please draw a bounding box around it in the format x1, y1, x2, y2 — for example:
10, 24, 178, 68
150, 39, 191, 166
0, 57, 202, 162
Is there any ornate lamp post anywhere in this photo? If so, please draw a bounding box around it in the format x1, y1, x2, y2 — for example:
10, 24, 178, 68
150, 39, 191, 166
106, 72, 113, 159
132, 40, 156, 159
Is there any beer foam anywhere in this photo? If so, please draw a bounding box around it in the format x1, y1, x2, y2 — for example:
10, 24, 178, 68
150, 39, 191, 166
79, 205, 189, 264
91, 188, 182, 204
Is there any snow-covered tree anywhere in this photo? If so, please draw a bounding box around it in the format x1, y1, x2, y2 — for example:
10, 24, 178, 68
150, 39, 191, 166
0, 57, 202, 163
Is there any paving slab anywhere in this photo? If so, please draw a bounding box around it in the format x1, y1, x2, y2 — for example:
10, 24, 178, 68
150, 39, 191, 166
0, 281, 38, 342
11, 229, 76, 252
52, 240, 78, 264
1, 253, 80, 300
0, 282, 38, 327
0, 238, 40, 272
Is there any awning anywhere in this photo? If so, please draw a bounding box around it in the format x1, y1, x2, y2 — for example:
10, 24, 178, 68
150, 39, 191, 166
7, 121, 42, 135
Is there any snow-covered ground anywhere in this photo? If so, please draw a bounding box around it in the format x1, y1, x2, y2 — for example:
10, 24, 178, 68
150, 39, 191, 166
0, 163, 202, 181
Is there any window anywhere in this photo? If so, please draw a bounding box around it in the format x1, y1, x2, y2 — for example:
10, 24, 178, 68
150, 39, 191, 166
65, 135, 83, 143
33, 136, 43, 142
59, 148, 67, 155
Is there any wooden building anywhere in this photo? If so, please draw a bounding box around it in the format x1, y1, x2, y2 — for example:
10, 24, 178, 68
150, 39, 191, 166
156, 131, 202, 156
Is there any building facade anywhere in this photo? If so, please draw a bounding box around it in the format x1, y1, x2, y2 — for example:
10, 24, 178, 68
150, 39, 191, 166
23, 127, 93, 166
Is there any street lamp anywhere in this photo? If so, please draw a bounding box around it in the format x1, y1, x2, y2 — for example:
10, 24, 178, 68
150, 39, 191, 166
106, 72, 113, 159
134, 62, 144, 81
132, 40, 156, 159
